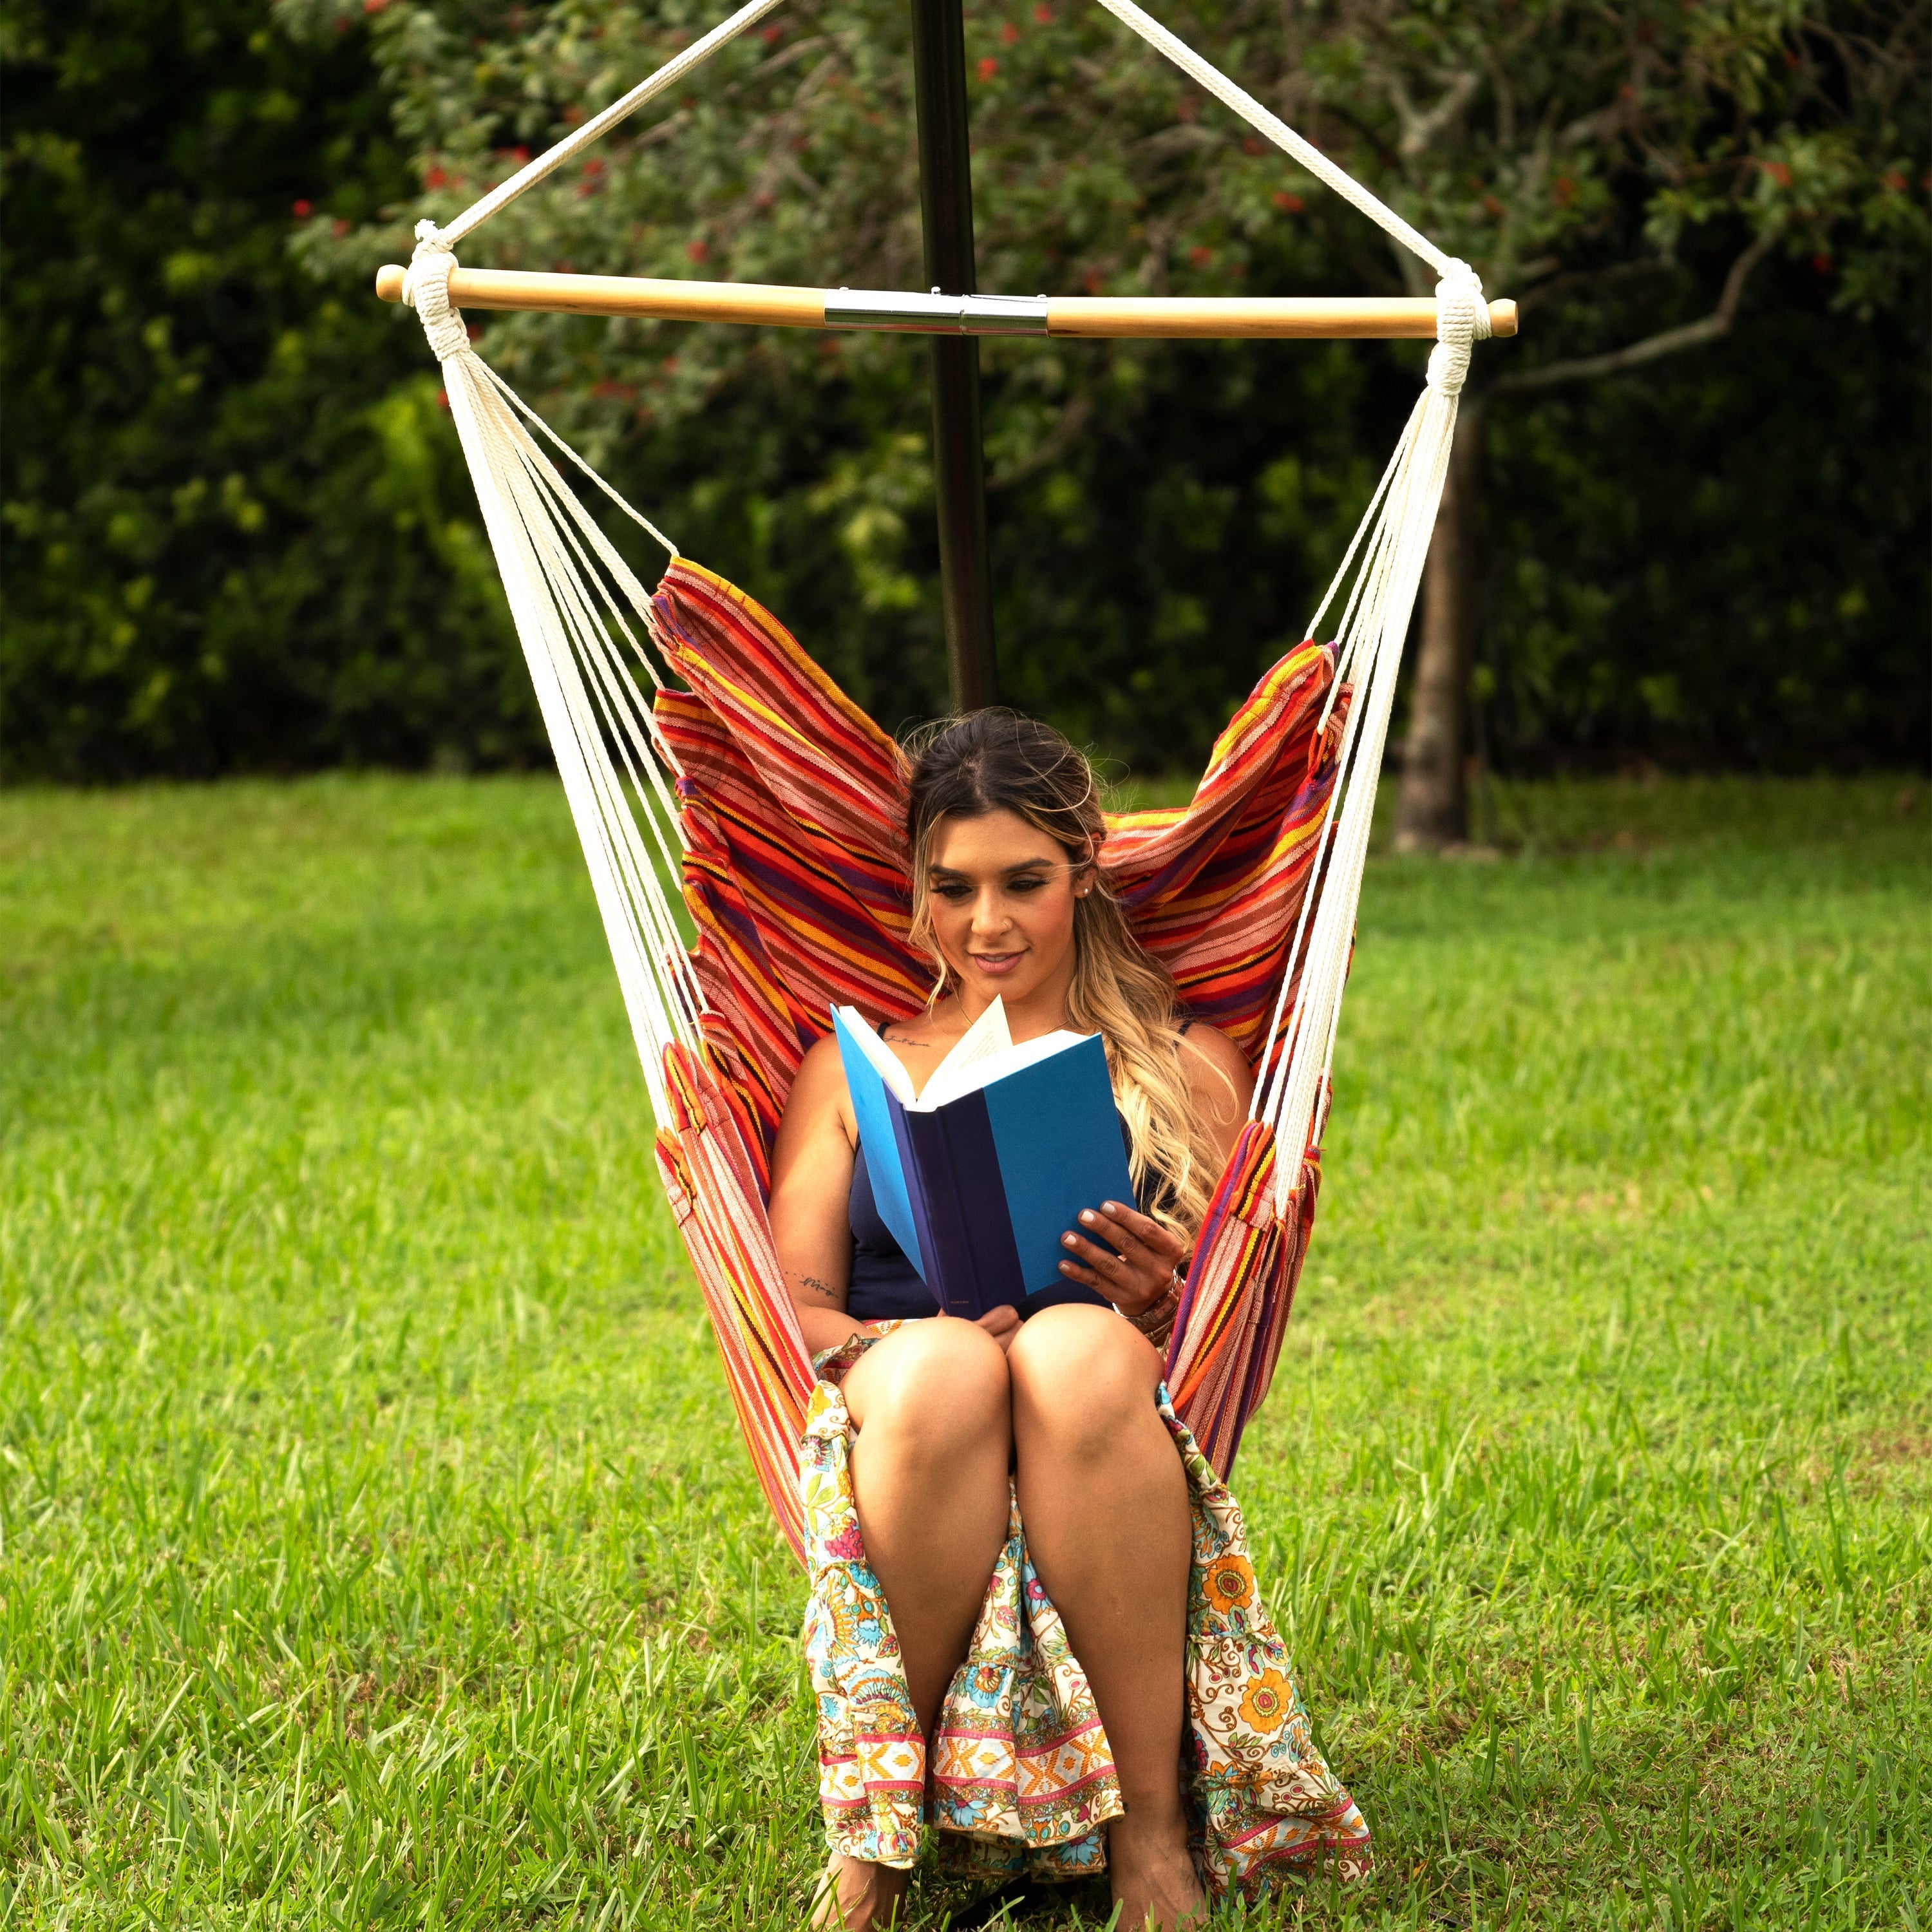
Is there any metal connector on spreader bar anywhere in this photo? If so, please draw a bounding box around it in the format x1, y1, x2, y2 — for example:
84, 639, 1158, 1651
823, 288, 1050, 335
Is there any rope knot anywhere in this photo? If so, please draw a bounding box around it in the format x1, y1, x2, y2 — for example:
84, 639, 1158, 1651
1426, 260, 1489, 397
403, 228, 469, 366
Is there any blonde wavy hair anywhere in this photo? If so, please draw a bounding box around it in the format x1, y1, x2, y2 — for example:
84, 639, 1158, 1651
904, 710, 1225, 1247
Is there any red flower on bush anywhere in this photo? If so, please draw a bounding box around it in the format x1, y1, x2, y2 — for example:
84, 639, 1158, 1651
291, 198, 312, 218
977, 56, 998, 80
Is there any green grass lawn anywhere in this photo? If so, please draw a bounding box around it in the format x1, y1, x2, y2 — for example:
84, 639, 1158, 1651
2, 773, 1927, 1929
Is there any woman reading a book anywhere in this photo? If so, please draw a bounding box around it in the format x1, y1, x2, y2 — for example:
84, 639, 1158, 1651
770, 712, 1369, 1930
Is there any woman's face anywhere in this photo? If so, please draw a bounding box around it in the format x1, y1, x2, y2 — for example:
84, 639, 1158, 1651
923, 808, 1085, 1007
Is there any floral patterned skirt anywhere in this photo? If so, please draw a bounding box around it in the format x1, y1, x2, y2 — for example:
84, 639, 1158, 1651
799, 1340, 1372, 1896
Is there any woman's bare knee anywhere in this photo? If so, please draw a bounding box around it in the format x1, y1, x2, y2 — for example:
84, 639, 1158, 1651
1009, 1306, 1160, 1461
846, 1317, 1010, 1460
1009, 1304, 1159, 1393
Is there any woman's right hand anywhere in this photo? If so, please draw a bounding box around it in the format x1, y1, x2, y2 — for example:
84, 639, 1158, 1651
973, 1305, 1021, 1352
1058, 1199, 1187, 1319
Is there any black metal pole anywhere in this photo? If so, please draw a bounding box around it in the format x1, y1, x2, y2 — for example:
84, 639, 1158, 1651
909, 0, 998, 711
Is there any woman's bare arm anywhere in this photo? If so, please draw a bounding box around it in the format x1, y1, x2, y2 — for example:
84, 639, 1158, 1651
1181, 1023, 1255, 1180
768, 1036, 867, 1355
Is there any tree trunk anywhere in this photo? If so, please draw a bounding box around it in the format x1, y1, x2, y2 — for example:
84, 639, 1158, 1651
1394, 398, 1488, 852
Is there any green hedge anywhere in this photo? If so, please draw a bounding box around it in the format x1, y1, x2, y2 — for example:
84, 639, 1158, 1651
3, 1, 1926, 780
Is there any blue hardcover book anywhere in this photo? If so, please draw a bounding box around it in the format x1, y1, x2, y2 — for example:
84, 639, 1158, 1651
833, 999, 1135, 1319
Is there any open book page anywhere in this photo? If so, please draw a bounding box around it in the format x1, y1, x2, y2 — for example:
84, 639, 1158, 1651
914, 1001, 1102, 1111
978, 1027, 1091, 1084
914, 998, 1014, 1110
834, 998, 1102, 1113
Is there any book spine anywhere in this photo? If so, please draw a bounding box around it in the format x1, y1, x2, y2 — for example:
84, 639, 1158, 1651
886, 1096, 937, 1291
891, 1099, 1025, 1317
925, 1096, 1027, 1316
900, 1112, 974, 1316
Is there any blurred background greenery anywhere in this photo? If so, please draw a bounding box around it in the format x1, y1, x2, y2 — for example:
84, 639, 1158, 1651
3, 0, 1927, 788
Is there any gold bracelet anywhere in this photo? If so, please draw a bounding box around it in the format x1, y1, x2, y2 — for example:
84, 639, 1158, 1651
1125, 1271, 1184, 1343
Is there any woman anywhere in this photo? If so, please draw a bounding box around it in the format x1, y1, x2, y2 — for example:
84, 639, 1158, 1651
770, 712, 1367, 1930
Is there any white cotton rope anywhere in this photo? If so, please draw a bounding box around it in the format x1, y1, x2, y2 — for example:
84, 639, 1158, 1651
405, 243, 704, 1124
431, 0, 790, 248
390, 0, 808, 1128
392, 0, 1492, 1164
1080, 0, 1497, 1204
1090, 0, 1457, 280
1249, 267, 1488, 1204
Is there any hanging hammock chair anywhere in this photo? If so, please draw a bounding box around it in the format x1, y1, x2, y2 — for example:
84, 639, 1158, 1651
379, 0, 1502, 1563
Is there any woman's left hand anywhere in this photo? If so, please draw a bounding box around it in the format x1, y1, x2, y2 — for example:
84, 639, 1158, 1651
1059, 1200, 1187, 1318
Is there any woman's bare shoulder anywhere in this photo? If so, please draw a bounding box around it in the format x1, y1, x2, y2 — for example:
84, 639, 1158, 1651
1179, 1021, 1255, 1114
1179, 1019, 1249, 1073
771, 1035, 857, 1179
783, 1034, 853, 1125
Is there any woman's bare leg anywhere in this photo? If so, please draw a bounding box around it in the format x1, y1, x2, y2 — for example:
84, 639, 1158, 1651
1007, 1306, 1202, 1931
813, 1318, 1013, 1929
845, 1318, 1014, 1725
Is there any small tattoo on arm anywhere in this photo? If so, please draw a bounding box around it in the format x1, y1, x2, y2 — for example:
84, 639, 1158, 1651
786, 1269, 844, 1305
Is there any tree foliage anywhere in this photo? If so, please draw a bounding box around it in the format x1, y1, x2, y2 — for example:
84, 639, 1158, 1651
303, 0, 1932, 764
1, 0, 531, 777
3, 0, 1926, 779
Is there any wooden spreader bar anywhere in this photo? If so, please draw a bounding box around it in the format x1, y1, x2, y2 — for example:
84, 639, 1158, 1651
375, 263, 1519, 340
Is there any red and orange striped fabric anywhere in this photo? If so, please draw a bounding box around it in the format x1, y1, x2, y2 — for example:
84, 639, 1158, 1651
1160, 1117, 1323, 1476
646, 559, 1347, 1546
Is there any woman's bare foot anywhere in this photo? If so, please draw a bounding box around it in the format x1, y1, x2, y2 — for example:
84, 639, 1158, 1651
1107, 1808, 1206, 1931
808, 1855, 911, 1931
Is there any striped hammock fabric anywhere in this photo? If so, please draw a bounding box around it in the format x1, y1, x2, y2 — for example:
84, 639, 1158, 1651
646, 559, 1347, 1555
388, 0, 1496, 1575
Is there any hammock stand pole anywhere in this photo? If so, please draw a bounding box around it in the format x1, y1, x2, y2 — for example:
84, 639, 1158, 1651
910, 0, 998, 710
